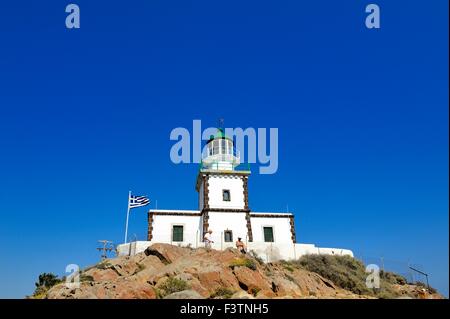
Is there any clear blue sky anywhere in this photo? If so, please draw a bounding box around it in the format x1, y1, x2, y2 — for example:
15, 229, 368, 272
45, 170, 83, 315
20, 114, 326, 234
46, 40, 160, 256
0, 0, 448, 298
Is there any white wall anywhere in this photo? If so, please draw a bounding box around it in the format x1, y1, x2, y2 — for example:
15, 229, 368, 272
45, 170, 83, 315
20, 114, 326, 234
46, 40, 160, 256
206, 211, 248, 246
151, 214, 202, 247
116, 241, 354, 262
207, 175, 245, 209
250, 216, 293, 244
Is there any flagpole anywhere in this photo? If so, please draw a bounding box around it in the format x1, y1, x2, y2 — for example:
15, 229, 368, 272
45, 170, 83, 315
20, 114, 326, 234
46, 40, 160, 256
124, 190, 131, 244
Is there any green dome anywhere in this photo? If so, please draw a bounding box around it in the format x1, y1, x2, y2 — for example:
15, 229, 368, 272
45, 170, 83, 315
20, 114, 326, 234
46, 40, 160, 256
207, 128, 233, 143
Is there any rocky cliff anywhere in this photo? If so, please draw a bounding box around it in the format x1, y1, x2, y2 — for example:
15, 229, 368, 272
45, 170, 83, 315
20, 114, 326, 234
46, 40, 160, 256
44, 244, 443, 299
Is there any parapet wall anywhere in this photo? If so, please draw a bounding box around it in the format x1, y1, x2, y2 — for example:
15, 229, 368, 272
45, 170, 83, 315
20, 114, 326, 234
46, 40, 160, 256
116, 241, 353, 262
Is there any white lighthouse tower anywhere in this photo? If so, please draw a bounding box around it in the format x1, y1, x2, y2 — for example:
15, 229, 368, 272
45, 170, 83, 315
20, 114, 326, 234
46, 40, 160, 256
196, 127, 253, 242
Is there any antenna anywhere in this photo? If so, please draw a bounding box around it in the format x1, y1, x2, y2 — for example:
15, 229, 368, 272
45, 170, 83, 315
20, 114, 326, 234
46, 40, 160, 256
96, 240, 114, 261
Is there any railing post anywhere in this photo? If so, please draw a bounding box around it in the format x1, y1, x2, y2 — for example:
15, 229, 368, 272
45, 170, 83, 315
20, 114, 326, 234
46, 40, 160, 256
270, 242, 273, 263
196, 230, 199, 248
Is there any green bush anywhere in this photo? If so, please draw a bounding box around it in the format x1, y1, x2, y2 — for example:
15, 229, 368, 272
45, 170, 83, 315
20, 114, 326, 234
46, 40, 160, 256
32, 286, 48, 299
210, 287, 234, 299
280, 260, 295, 272
229, 258, 257, 271
96, 261, 112, 270
376, 290, 398, 299
32, 273, 63, 297
158, 277, 189, 297
293, 254, 404, 298
80, 274, 94, 282
250, 287, 261, 296
294, 255, 371, 295
380, 270, 407, 285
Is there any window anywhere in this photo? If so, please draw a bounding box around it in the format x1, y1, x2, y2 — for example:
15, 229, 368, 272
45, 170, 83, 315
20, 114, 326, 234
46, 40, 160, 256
223, 189, 231, 201
263, 227, 274, 242
227, 140, 233, 155
221, 139, 226, 154
224, 230, 233, 242
172, 225, 184, 242
212, 140, 219, 155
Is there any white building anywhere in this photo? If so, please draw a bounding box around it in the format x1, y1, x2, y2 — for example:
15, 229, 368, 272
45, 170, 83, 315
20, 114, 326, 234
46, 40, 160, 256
117, 128, 353, 262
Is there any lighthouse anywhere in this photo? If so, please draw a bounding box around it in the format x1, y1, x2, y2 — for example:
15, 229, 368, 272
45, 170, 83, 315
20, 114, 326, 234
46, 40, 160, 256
117, 125, 354, 262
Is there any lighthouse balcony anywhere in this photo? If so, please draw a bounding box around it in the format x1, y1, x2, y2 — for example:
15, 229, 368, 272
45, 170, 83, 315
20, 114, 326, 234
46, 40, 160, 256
202, 153, 240, 165
199, 161, 251, 173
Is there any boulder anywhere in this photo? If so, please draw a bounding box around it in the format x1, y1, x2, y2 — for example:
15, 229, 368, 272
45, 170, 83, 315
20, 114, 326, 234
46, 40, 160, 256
144, 243, 189, 264
164, 290, 205, 299
231, 291, 255, 299
233, 266, 271, 294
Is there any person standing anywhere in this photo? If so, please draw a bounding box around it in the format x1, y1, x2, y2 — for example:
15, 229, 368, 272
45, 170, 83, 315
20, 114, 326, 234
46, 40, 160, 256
204, 229, 214, 250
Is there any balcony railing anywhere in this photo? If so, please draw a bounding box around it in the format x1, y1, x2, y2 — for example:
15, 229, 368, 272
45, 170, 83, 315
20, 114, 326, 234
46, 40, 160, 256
199, 160, 251, 172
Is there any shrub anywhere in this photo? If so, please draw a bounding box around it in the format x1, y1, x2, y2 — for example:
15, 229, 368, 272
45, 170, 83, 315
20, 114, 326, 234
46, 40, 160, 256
250, 287, 261, 296
96, 261, 112, 270
380, 270, 407, 285
376, 289, 398, 299
280, 260, 295, 272
32, 286, 48, 299
210, 287, 234, 299
294, 255, 371, 295
80, 274, 94, 282
158, 277, 189, 297
35, 273, 62, 289
293, 254, 404, 298
32, 273, 63, 298
229, 258, 257, 271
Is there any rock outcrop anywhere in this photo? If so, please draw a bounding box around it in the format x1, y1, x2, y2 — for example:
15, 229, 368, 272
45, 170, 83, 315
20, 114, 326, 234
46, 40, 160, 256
44, 244, 442, 299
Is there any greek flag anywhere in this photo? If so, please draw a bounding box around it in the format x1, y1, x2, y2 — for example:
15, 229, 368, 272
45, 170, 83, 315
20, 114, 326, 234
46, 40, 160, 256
129, 195, 150, 208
